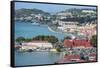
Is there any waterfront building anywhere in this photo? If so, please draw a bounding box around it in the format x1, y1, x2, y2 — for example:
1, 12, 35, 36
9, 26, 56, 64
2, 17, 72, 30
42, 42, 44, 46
24, 16, 33, 20
57, 20, 78, 32
21, 41, 53, 50
64, 36, 92, 48
64, 39, 91, 48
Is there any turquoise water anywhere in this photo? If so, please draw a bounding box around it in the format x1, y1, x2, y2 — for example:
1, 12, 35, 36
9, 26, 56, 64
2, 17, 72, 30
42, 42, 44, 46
15, 21, 72, 66
15, 21, 66, 40
15, 21, 65, 66
15, 52, 63, 66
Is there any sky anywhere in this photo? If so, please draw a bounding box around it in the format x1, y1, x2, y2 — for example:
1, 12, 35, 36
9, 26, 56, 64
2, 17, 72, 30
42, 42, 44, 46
15, 2, 96, 13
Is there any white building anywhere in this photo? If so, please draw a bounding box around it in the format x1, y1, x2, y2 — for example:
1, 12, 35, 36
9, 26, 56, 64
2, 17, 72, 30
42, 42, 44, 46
82, 10, 96, 13
58, 21, 78, 32
21, 41, 53, 50
56, 12, 72, 16
24, 16, 32, 20
56, 12, 73, 19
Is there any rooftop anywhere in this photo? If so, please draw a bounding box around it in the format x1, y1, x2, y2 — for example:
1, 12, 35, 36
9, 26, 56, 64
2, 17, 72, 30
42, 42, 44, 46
25, 40, 49, 43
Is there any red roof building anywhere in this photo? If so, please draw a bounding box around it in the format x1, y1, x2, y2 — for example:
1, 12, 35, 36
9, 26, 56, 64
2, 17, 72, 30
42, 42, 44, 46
64, 39, 92, 48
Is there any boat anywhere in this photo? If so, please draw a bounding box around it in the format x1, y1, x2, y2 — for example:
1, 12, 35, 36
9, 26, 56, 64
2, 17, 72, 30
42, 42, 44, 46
32, 22, 40, 25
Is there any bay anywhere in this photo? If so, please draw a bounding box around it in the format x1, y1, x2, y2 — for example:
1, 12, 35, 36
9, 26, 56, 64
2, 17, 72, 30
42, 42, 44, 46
15, 21, 65, 66
15, 21, 66, 40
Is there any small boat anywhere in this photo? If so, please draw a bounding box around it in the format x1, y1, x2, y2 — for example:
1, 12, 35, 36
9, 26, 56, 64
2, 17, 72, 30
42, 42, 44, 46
32, 22, 40, 25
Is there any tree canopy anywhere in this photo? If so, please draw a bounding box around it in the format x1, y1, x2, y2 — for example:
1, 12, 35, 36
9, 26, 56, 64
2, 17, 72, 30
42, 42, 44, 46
90, 35, 97, 47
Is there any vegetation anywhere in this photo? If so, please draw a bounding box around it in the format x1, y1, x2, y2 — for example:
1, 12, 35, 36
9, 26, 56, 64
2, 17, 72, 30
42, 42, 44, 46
16, 35, 58, 44
16, 37, 25, 42
90, 35, 97, 47
56, 48, 62, 52
15, 8, 50, 18
64, 36, 72, 40
33, 35, 58, 44
16, 37, 32, 42
54, 41, 63, 48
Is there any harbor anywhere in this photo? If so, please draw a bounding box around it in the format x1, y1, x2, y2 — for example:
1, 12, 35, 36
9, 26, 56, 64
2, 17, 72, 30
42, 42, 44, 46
15, 21, 97, 66
14, 3, 97, 66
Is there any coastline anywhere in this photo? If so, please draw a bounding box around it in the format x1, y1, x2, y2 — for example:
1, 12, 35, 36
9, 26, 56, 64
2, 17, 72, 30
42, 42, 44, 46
48, 25, 65, 34
48, 26, 58, 33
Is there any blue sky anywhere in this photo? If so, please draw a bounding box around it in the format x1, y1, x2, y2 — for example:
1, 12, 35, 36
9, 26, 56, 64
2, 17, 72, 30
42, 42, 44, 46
15, 2, 96, 13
